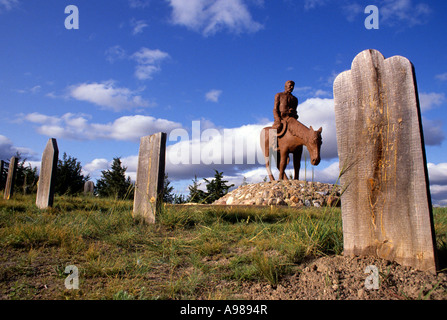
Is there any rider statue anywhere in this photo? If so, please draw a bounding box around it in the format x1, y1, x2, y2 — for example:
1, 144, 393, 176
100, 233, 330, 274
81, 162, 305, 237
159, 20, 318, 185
272, 80, 299, 134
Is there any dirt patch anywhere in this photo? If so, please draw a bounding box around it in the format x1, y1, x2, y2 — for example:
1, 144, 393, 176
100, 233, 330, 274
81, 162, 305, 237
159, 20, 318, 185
231, 255, 447, 300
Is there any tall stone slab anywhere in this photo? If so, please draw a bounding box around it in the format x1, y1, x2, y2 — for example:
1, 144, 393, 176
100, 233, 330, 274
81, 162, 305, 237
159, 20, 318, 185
3, 156, 18, 200
133, 132, 167, 224
84, 181, 95, 196
333, 49, 438, 272
36, 139, 59, 209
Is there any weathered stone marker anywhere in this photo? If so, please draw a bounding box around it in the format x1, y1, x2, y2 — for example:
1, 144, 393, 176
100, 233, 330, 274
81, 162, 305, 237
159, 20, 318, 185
133, 132, 167, 224
84, 181, 94, 196
36, 138, 59, 209
334, 49, 438, 272
3, 156, 18, 200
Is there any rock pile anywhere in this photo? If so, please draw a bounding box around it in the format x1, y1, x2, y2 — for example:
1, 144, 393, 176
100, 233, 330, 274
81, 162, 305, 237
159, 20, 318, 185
213, 180, 342, 207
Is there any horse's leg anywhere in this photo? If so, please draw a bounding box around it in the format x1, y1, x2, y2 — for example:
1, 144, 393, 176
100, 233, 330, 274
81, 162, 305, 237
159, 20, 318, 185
293, 146, 303, 180
265, 156, 275, 181
283, 155, 290, 180
278, 150, 288, 180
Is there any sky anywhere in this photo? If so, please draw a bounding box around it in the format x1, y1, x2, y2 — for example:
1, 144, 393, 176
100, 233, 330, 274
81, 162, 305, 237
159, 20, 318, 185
1, 0, 447, 206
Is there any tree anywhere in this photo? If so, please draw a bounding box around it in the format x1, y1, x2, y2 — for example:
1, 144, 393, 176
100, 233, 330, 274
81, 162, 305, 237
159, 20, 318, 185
95, 157, 133, 199
203, 170, 234, 204
9, 153, 39, 194
55, 153, 89, 196
16, 158, 39, 194
162, 174, 175, 203
187, 175, 207, 203
162, 174, 188, 204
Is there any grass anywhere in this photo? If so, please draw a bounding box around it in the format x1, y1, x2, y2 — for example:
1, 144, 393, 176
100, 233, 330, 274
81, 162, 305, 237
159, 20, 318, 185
0, 194, 446, 300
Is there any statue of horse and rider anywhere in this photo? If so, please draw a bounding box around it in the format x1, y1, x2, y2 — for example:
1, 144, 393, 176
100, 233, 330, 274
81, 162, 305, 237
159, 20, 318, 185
260, 80, 323, 181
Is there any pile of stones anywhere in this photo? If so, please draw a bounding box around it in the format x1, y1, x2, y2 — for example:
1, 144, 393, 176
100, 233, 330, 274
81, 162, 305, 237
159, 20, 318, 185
213, 180, 342, 207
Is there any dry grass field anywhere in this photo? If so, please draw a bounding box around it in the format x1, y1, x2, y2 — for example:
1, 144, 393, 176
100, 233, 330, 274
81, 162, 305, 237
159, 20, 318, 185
0, 194, 446, 300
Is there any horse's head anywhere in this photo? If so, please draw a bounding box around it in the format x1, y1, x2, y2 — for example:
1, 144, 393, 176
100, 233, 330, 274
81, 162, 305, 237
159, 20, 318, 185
308, 126, 323, 166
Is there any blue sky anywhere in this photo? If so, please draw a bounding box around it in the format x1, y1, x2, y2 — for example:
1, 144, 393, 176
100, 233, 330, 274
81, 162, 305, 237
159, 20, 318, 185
1, 0, 447, 205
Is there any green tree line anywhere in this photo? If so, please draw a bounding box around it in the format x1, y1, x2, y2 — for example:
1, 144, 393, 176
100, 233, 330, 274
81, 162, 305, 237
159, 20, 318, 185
1, 153, 235, 203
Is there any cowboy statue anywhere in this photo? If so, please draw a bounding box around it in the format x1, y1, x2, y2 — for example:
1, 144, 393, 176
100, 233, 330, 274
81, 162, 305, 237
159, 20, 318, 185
272, 80, 299, 137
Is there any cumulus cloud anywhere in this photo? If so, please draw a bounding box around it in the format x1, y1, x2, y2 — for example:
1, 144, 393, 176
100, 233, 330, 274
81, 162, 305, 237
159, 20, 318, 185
428, 163, 447, 185
205, 89, 222, 102
167, 0, 263, 36
427, 163, 447, 206
21, 112, 183, 142
419, 92, 445, 112
68, 80, 151, 111
84, 158, 109, 173
131, 48, 170, 80
298, 98, 338, 160
422, 118, 445, 146
0, 134, 37, 161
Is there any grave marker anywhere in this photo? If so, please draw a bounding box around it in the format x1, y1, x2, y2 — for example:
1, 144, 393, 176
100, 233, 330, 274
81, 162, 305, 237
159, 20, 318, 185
36, 138, 59, 209
84, 181, 94, 196
133, 132, 167, 224
333, 49, 438, 272
3, 156, 18, 200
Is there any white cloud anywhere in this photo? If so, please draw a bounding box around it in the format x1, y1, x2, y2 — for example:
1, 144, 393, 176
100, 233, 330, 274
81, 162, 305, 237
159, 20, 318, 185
83, 158, 109, 179
69, 80, 151, 111
0, 134, 37, 161
22, 113, 183, 142
128, 0, 150, 8
342, 2, 363, 22
167, 0, 263, 36
130, 18, 149, 35
304, 0, 431, 27
85, 156, 138, 182
131, 48, 170, 80
428, 163, 447, 185
0, 0, 18, 12
131, 48, 170, 65
380, 0, 431, 27
436, 73, 447, 81
205, 89, 222, 102
105, 45, 127, 63
298, 98, 338, 159
422, 118, 445, 146
15, 85, 42, 94
419, 92, 445, 112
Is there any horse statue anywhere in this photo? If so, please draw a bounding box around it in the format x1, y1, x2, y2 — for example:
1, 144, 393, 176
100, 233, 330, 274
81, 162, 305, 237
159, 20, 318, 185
260, 117, 323, 181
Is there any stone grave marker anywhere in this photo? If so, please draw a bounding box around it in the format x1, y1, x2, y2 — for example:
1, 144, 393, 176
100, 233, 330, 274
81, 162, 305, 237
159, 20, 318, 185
133, 132, 167, 224
84, 181, 94, 196
333, 49, 438, 272
3, 156, 18, 200
36, 138, 59, 209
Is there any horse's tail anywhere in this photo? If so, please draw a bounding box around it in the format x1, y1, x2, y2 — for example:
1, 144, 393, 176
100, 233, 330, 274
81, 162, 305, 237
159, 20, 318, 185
260, 127, 269, 157
260, 127, 276, 181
